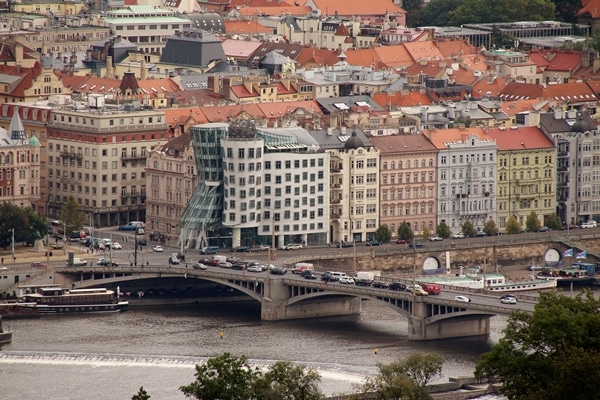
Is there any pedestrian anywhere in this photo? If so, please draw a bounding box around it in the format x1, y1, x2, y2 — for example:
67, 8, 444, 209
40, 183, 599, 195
1, 257, 3, 264
146, 261, 149, 267
185, 263, 188, 269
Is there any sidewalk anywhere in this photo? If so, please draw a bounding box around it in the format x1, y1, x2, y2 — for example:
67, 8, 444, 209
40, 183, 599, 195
0, 243, 88, 266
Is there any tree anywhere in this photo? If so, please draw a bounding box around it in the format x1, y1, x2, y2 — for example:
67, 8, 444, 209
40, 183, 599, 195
505, 215, 521, 235
544, 212, 562, 230
402, 0, 423, 27
356, 352, 443, 400
180, 353, 260, 400
23, 207, 48, 245
253, 360, 323, 400
132, 387, 150, 400
397, 222, 414, 242
475, 290, 600, 400
420, 0, 465, 26
422, 226, 431, 241
483, 219, 498, 236
375, 224, 392, 243
552, 0, 583, 23
461, 220, 475, 238
60, 195, 84, 239
436, 221, 451, 239
525, 211, 541, 232
0, 202, 30, 247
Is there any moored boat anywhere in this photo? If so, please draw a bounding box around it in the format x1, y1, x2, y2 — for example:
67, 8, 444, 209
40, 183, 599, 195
0, 316, 12, 344
535, 263, 596, 287
17, 287, 128, 314
0, 302, 40, 319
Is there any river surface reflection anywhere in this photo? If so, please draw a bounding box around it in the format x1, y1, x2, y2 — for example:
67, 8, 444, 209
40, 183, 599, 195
1, 301, 508, 400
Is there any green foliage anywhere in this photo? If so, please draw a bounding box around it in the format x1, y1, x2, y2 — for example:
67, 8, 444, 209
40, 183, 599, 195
505, 215, 521, 235
436, 221, 451, 239
60, 196, 84, 237
553, 0, 583, 23
475, 290, 600, 400
461, 221, 475, 238
375, 224, 392, 243
422, 226, 431, 241
525, 211, 541, 232
483, 219, 498, 236
420, 0, 465, 26
0, 203, 48, 247
23, 207, 48, 244
356, 352, 443, 400
180, 353, 260, 400
131, 387, 150, 400
397, 222, 414, 242
402, 0, 423, 27
253, 360, 323, 400
545, 212, 562, 230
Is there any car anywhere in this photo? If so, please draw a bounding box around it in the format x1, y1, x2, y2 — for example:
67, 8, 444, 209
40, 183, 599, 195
396, 238, 410, 244
136, 239, 147, 246
337, 241, 353, 248
581, 220, 597, 228
301, 270, 318, 280
366, 240, 382, 246
451, 232, 466, 239
30, 262, 47, 268
405, 284, 423, 292
500, 295, 517, 304
111, 242, 123, 250
269, 267, 287, 275
169, 256, 180, 265
231, 246, 249, 253
412, 288, 429, 296
118, 224, 137, 231
389, 282, 407, 291
153, 245, 164, 252
199, 246, 219, 255
284, 243, 303, 250
428, 235, 443, 241
219, 262, 233, 269
371, 281, 390, 289
247, 265, 263, 272
339, 276, 355, 284
192, 263, 207, 270
474, 231, 487, 238
97, 258, 119, 266
455, 295, 471, 303
408, 241, 425, 249
321, 271, 345, 282
249, 245, 270, 252
539, 226, 551, 232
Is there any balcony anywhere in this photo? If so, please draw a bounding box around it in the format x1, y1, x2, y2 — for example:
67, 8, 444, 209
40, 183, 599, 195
558, 164, 569, 171
330, 167, 342, 173
62, 150, 82, 160
331, 212, 341, 219
121, 154, 146, 161
332, 183, 342, 189
330, 198, 341, 204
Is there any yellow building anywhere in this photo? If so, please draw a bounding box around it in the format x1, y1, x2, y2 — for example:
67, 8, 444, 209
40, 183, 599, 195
487, 126, 556, 229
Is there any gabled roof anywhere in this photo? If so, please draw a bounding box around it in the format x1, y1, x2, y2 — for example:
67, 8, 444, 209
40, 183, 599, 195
228, 0, 294, 10
472, 76, 508, 99
578, 0, 600, 18
498, 82, 544, 101
256, 100, 322, 117
542, 82, 597, 102
486, 126, 554, 151
528, 50, 582, 72
199, 104, 265, 122
372, 45, 413, 68
424, 126, 494, 150
403, 41, 445, 63
334, 24, 350, 36
372, 92, 432, 108
500, 99, 551, 116
370, 133, 437, 155
343, 48, 382, 68
434, 39, 478, 60
224, 20, 272, 34
230, 84, 259, 98
162, 133, 192, 155
294, 47, 341, 67
164, 108, 209, 127
247, 42, 305, 65
236, 5, 312, 16
221, 39, 263, 60
303, 0, 405, 16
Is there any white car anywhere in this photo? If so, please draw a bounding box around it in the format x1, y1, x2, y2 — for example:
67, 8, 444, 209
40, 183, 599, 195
192, 263, 207, 270
451, 232, 466, 239
153, 245, 164, 252
284, 243, 303, 250
111, 242, 122, 250
338, 276, 355, 284
455, 295, 471, 303
246, 265, 263, 272
429, 235, 443, 241
500, 296, 518, 304
580, 220, 597, 228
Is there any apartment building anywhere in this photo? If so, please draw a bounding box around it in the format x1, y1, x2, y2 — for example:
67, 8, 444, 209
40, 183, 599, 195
46, 105, 168, 227
146, 133, 196, 243
425, 127, 498, 232
370, 135, 438, 236
487, 125, 556, 230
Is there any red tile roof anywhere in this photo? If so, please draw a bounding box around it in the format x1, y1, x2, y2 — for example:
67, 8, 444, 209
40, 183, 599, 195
472, 76, 508, 99
498, 82, 544, 101
236, 5, 312, 16
370, 133, 438, 155
164, 107, 209, 127
372, 92, 432, 108
230, 84, 259, 98
578, 0, 600, 18
200, 104, 265, 122
372, 45, 413, 68
224, 20, 273, 34
228, 0, 294, 10
294, 47, 341, 68
542, 82, 597, 102
486, 126, 554, 151
528, 49, 582, 72
424, 126, 491, 149
304, 0, 405, 17
403, 41, 445, 63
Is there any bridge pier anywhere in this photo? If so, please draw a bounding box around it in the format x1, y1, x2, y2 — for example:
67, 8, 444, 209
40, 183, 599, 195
262, 297, 361, 321
408, 301, 491, 340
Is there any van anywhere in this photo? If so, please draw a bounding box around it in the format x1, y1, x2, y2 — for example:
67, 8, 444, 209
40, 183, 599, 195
200, 246, 219, 255
212, 255, 227, 264
292, 263, 314, 274
69, 258, 87, 267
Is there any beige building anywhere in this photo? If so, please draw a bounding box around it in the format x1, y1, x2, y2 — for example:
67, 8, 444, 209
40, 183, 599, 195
370, 135, 438, 236
11, 0, 89, 17
46, 106, 168, 227
146, 133, 196, 243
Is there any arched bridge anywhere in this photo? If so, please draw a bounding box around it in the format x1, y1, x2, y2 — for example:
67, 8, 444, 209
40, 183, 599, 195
52, 266, 526, 340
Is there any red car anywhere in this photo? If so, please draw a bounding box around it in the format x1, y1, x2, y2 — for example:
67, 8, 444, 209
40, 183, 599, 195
396, 238, 409, 244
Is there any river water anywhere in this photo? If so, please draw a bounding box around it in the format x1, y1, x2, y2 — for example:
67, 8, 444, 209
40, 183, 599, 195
0, 301, 507, 400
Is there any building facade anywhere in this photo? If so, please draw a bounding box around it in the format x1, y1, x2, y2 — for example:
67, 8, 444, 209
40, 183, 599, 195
370, 135, 438, 236
426, 127, 498, 232
487, 126, 556, 230
46, 107, 168, 227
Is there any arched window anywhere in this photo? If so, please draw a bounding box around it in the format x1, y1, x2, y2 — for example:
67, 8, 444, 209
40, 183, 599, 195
383, 162, 388, 170
390, 161, 395, 169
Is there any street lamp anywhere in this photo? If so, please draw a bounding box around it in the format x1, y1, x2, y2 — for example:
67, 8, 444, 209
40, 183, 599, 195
10, 228, 14, 261
134, 227, 138, 267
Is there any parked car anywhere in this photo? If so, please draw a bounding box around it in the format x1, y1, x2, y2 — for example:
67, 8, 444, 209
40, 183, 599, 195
500, 295, 517, 304
192, 263, 207, 270
366, 240, 382, 246
371, 281, 390, 289
269, 267, 287, 275
200, 246, 219, 255
111, 242, 123, 250
428, 235, 443, 241
408, 241, 425, 249
455, 295, 471, 303
451, 232, 466, 239
284, 243, 303, 250
339, 276, 355, 284
118, 224, 138, 231
337, 241, 353, 248
396, 238, 410, 244
153, 245, 164, 252
389, 282, 407, 291
474, 231, 487, 237
231, 246, 249, 253
249, 245, 270, 252
539, 226, 551, 232
581, 220, 597, 228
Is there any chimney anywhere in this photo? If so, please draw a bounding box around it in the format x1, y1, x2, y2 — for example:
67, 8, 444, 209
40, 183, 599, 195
140, 58, 147, 81
14, 42, 23, 64
104, 56, 114, 79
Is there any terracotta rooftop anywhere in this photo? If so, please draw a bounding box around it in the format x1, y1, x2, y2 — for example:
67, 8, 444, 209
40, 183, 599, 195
486, 126, 554, 151
370, 133, 437, 155
303, 0, 405, 16
372, 92, 432, 108
424, 126, 493, 149
224, 20, 272, 34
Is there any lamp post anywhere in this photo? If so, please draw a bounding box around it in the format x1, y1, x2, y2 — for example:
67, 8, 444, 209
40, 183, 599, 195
10, 228, 14, 262
134, 227, 138, 267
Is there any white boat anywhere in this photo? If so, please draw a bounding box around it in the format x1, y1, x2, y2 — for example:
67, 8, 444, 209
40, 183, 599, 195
418, 267, 557, 292
17, 287, 128, 314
